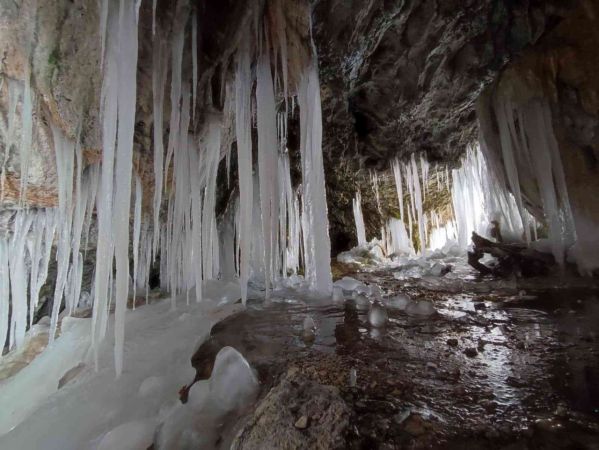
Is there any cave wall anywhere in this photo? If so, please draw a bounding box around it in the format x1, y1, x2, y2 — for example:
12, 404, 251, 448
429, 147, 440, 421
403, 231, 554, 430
1, 0, 598, 264
310, 0, 580, 250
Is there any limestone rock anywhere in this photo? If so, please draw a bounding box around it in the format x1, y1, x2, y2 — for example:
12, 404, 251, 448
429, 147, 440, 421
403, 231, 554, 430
231, 370, 350, 450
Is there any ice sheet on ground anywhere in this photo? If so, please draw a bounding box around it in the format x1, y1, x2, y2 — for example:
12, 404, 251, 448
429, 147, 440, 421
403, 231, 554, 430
0, 280, 243, 450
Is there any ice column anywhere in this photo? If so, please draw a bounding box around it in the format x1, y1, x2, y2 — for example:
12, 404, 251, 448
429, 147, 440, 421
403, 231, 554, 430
234, 39, 254, 305
298, 63, 332, 294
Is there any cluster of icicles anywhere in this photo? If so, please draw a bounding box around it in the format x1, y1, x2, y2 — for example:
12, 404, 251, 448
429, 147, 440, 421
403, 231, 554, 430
352, 144, 535, 258
0, 0, 332, 376
351, 154, 455, 256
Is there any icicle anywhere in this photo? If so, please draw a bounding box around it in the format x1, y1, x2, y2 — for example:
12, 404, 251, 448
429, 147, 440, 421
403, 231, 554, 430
0, 238, 9, 353
191, 9, 198, 121
92, 0, 139, 376
132, 175, 142, 306
68, 137, 86, 315
19, 76, 34, 203
50, 125, 75, 341
352, 191, 367, 246
152, 32, 168, 260
189, 139, 203, 303
392, 158, 404, 223
164, 4, 187, 195
9, 212, 34, 349
256, 48, 279, 297
297, 62, 332, 294
112, 0, 139, 377
235, 38, 254, 305
201, 117, 222, 281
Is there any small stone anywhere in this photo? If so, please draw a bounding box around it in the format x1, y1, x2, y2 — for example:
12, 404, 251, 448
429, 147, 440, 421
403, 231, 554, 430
464, 347, 478, 358
294, 415, 309, 429
403, 414, 426, 436
447, 338, 458, 347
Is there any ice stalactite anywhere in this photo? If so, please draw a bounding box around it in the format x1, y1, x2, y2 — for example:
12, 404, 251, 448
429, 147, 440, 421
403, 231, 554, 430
234, 39, 254, 305
298, 63, 333, 294
132, 176, 143, 305
50, 125, 75, 341
0, 239, 9, 351
19, 77, 34, 203
191, 8, 198, 120
493, 96, 576, 266
392, 158, 405, 223
278, 152, 301, 276
200, 117, 222, 282
91, 0, 140, 376
152, 32, 168, 260
189, 135, 203, 304
9, 212, 33, 349
256, 49, 279, 297
164, 2, 187, 197
352, 191, 367, 246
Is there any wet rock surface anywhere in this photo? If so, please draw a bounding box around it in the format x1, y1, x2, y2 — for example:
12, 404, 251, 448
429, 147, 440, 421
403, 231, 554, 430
192, 262, 599, 449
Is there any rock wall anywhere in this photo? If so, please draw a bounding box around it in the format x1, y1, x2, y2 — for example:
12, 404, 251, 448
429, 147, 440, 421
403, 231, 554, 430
311, 0, 581, 249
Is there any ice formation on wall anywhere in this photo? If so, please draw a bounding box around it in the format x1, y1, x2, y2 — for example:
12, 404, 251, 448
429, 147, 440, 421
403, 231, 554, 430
490, 95, 577, 265
387, 144, 526, 257
0, 0, 334, 371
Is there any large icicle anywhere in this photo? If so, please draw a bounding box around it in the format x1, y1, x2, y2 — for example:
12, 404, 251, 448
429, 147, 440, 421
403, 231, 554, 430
112, 0, 139, 377
256, 48, 279, 297
152, 32, 168, 259
50, 125, 75, 341
191, 9, 198, 120
297, 62, 332, 294
234, 38, 254, 305
132, 175, 143, 304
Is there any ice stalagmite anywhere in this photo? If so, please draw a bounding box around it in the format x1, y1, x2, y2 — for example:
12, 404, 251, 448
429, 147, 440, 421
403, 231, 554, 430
235, 39, 254, 305
352, 191, 366, 246
298, 63, 333, 294
256, 49, 279, 297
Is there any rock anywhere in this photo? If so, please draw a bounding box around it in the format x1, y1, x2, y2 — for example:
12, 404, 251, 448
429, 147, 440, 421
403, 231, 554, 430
231, 371, 350, 450
447, 338, 459, 347
464, 348, 478, 358
403, 414, 427, 437
294, 415, 309, 429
